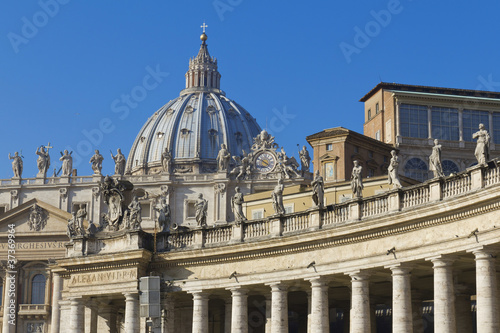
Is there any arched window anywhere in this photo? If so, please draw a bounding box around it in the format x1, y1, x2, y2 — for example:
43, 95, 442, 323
31, 274, 46, 304
442, 160, 459, 176
404, 158, 428, 182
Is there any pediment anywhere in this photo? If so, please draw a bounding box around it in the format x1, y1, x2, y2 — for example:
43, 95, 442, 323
319, 153, 338, 161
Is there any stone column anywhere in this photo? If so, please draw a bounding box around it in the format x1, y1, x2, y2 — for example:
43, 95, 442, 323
349, 272, 370, 333
84, 300, 98, 333
2, 271, 16, 333
389, 265, 413, 332
97, 305, 118, 333
69, 297, 85, 333
230, 288, 248, 333
265, 294, 272, 333
224, 298, 232, 333
472, 248, 499, 333
309, 277, 329, 332
124, 293, 140, 333
306, 291, 312, 333
163, 294, 175, 333
50, 273, 63, 333
192, 291, 209, 333
430, 257, 456, 333
269, 283, 288, 333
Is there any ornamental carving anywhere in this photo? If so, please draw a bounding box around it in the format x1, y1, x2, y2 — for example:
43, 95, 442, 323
100, 176, 134, 232
28, 205, 47, 232
214, 183, 226, 195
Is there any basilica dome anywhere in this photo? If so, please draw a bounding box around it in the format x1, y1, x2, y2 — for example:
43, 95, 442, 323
126, 33, 261, 175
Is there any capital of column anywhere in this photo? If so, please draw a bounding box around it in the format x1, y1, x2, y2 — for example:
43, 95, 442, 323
124, 292, 139, 301
386, 263, 413, 276
427, 255, 457, 268
266, 282, 288, 293
346, 270, 370, 281
190, 290, 210, 300
306, 276, 328, 288
469, 247, 497, 261
228, 287, 248, 297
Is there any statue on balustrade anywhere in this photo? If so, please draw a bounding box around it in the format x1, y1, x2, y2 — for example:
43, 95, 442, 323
388, 150, 402, 189
111, 148, 126, 176
299, 145, 311, 176
216, 144, 231, 172
429, 139, 444, 178
59, 150, 73, 176
126, 196, 142, 230
231, 186, 247, 223
351, 160, 363, 198
195, 193, 208, 227
161, 148, 172, 174
36, 145, 50, 178
155, 197, 171, 232
272, 178, 285, 215
8, 152, 23, 178
311, 170, 324, 207
76, 204, 87, 235
90, 150, 104, 175
473, 123, 490, 165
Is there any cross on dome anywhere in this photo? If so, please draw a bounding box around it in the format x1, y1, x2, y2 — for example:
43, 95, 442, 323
201, 22, 208, 33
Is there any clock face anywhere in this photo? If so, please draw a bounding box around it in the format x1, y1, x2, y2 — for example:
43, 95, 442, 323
255, 152, 276, 173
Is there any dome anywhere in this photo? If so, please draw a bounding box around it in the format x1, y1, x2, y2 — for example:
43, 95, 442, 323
126, 33, 261, 175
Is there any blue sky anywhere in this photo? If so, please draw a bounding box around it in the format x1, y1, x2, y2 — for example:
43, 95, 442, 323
1, 1, 499, 177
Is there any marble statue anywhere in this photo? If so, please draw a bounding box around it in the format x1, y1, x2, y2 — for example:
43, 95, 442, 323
429, 139, 444, 178
195, 193, 208, 227
216, 144, 231, 171
59, 150, 73, 176
473, 123, 490, 165
299, 145, 311, 175
36, 146, 50, 177
66, 211, 76, 238
111, 148, 126, 176
279, 148, 301, 179
230, 151, 251, 180
388, 150, 402, 189
311, 170, 324, 207
161, 148, 172, 173
100, 175, 131, 231
271, 178, 285, 215
231, 186, 246, 223
252, 129, 278, 150
155, 197, 171, 232
76, 204, 87, 235
351, 160, 363, 198
8, 152, 23, 178
90, 150, 104, 175
127, 196, 142, 230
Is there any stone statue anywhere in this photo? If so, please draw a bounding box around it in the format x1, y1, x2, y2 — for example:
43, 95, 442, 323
429, 139, 444, 178
36, 146, 50, 177
311, 170, 324, 207
230, 150, 251, 180
76, 204, 87, 235
100, 175, 132, 231
155, 197, 171, 232
271, 178, 285, 215
59, 150, 73, 176
279, 148, 301, 179
8, 152, 23, 178
388, 150, 402, 189
351, 160, 363, 198
252, 129, 278, 150
127, 196, 142, 230
161, 148, 172, 174
66, 212, 76, 238
231, 186, 246, 223
216, 144, 231, 171
473, 123, 490, 165
195, 193, 208, 227
299, 145, 311, 176
111, 148, 126, 176
90, 150, 104, 175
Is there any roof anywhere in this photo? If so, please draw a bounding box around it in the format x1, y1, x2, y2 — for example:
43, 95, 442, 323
359, 82, 500, 102
306, 126, 393, 150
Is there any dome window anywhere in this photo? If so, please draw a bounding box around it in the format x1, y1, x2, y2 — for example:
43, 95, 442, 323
206, 94, 213, 100
166, 108, 175, 115
180, 128, 191, 136
207, 105, 216, 114
185, 106, 194, 113
208, 129, 218, 137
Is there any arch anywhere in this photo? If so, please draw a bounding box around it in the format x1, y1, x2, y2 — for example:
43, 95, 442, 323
442, 160, 459, 176
31, 274, 46, 304
404, 157, 428, 182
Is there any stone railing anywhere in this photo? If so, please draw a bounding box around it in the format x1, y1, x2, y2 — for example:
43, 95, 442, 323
18, 304, 50, 316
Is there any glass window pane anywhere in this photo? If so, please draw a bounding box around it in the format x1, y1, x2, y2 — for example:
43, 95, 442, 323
400, 104, 428, 138
463, 110, 489, 142
31, 274, 46, 304
431, 107, 459, 141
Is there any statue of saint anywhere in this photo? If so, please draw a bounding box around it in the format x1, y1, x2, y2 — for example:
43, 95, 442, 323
231, 186, 246, 223
8, 152, 23, 178
36, 146, 50, 177
351, 160, 363, 198
76, 204, 87, 234
271, 178, 285, 215
111, 148, 126, 176
161, 148, 172, 174
90, 150, 104, 175
155, 197, 171, 232
311, 170, 324, 207
216, 144, 231, 171
473, 123, 490, 165
195, 194, 208, 227
67, 211, 77, 238
127, 196, 142, 229
59, 150, 73, 176
429, 139, 444, 178
388, 150, 402, 189
299, 145, 311, 175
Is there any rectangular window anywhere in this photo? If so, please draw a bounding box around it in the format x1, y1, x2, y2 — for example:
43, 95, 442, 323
324, 162, 334, 180
376, 103, 379, 114
284, 204, 294, 214
340, 194, 352, 203
399, 104, 428, 138
72, 203, 88, 214
463, 110, 489, 142
187, 202, 196, 218
368, 109, 372, 120
493, 113, 500, 143
251, 209, 264, 220
375, 130, 381, 141
0, 206, 6, 215
431, 107, 459, 141
326, 144, 333, 151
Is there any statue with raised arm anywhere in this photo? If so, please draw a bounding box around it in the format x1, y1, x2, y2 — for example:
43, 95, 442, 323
127, 196, 142, 230
231, 186, 246, 223
111, 148, 126, 176
36, 146, 50, 177
311, 170, 324, 207
271, 178, 285, 215
429, 139, 444, 178
473, 123, 490, 165
154, 197, 171, 232
299, 145, 311, 176
388, 150, 402, 189
8, 152, 23, 178
216, 144, 231, 171
161, 148, 172, 174
195, 193, 208, 227
59, 150, 73, 176
90, 150, 104, 175
351, 160, 363, 198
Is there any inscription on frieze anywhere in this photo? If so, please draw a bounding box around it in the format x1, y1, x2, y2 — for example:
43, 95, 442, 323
70, 268, 138, 287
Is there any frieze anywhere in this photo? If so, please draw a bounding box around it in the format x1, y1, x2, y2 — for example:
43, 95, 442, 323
0, 241, 65, 250
69, 268, 137, 287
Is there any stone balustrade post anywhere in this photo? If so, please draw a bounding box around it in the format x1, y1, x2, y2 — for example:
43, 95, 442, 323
270, 217, 283, 237
231, 223, 244, 243
191, 291, 209, 333
428, 256, 456, 333
388, 190, 401, 212
429, 178, 442, 201
470, 165, 484, 190
308, 208, 322, 230
193, 229, 205, 249
349, 200, 361, 220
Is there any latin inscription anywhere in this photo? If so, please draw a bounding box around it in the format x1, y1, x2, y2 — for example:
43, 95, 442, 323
70, 269, 137, 287
0, 241, 65, 250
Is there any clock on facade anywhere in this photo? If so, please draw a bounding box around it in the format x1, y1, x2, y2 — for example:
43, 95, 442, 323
255, 151, 276, 173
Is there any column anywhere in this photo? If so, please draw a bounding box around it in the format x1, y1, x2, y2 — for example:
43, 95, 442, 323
473, 249, 499, 333
224, 298, 231, 333
306, 291, 311, 333
349, 272, 370, 333
428, 105, 433, 139
50, 273, 63, 333
269, 283, 288, 333
97, 305, 118, 333
230, 288, 248, 333
192, 291, 209, 333
489, 112, 494, 144
265, 294, 272, 333
124, 293, 140, 333
430, 257, 456, 333
2, 271, 17, 333
84, 302, 98, 333
163, 294, 175, 333
389, 265, 413, 332
69, 297, 85, 333
458, 108, 464, 142
309, 277, 329, 332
